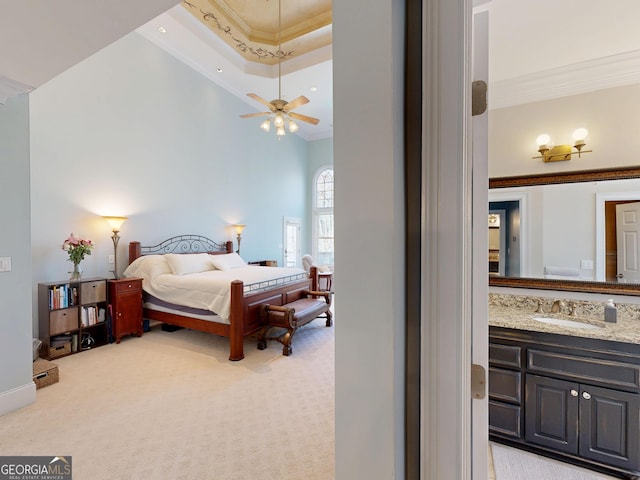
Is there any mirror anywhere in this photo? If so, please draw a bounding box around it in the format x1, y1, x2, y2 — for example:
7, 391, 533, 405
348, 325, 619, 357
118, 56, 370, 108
488, 166, 640, 296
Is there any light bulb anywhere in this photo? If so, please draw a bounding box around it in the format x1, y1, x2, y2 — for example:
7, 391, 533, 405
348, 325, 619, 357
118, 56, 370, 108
276, 126, 286, 136
572, 128, 588, 142
536, 134, 551, 147
288, 119, 299, 133
274, 114, 285, 127
260, 119, 271, 132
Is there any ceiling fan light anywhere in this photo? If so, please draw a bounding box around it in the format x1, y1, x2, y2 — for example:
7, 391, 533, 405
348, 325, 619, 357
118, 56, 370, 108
274, 114, 285, 127
276, 125, 286, 136
288, 119, 299, 133
260, 119, 271, 132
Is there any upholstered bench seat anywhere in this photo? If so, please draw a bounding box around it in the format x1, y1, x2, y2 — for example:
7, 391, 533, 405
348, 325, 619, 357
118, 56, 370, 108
257, 291, 332, 356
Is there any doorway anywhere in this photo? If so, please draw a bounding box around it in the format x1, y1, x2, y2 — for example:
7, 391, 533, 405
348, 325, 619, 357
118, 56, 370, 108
488, 201, 521, 278
283, 217, 301, 268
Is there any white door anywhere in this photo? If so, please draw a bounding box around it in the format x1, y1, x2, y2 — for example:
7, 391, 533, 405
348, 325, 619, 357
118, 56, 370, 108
283, 217, 301, 268
471, 7, 489, 480
616, 202, 640, 283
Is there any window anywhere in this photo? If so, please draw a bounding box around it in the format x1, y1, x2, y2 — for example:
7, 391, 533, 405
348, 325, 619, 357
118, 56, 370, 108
313, 167, 334, 267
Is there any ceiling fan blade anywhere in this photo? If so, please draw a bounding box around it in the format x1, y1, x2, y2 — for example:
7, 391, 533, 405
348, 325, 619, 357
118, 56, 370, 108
240, 112, 271, 118
247, 93, 275, 111
283, 96, 310, 112
289, 111, 320, 125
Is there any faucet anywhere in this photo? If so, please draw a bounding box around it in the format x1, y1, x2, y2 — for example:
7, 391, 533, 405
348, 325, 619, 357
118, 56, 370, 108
535, 299, 545, 314
550, 300, 564, 314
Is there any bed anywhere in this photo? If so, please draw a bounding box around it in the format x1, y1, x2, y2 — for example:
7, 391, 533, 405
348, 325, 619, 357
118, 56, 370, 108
125, 235, 318, 361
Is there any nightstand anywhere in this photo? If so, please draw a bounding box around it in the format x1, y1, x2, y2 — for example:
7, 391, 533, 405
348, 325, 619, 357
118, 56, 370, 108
108, 278, 143, 343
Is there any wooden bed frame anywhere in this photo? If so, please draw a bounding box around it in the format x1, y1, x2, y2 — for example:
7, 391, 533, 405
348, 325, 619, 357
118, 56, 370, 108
128, 235, 318, 361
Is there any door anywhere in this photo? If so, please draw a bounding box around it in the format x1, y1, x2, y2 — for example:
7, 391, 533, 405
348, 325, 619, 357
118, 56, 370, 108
471, 7, 489, 480
525, 374, 579, 454
283, 217, 301, 268
616, 202, 640, 283
579, 385, 640, 470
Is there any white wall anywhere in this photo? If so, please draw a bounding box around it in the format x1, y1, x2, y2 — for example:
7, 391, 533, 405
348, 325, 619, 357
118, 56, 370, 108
489, 83, 640, 177
333, 0, 405, 477
28, 32, 311, 335
0, 94, 35, 414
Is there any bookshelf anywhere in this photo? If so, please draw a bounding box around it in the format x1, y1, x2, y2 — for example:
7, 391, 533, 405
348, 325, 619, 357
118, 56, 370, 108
38, 277, 109, 359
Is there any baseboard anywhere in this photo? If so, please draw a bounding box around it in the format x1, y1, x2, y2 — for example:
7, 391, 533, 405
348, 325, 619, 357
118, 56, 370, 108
0, 382, 36, 417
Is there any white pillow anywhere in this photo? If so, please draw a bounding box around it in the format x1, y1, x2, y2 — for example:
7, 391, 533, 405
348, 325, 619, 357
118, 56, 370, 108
165, 253, 216, 275
123, 255, 172, 281
209, 252, 247, 271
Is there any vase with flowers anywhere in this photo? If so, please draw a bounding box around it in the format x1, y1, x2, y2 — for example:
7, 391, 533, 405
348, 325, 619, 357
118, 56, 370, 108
62, 233, 94, 280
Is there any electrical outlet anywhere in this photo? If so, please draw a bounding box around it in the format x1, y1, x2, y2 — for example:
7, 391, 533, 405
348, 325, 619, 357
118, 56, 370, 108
108, 255, 115, 264
581, 259, 594, 270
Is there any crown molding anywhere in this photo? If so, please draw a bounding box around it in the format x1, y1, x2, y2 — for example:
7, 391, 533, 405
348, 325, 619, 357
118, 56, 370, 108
490, 49, 640, 109
0, 76, 33, 105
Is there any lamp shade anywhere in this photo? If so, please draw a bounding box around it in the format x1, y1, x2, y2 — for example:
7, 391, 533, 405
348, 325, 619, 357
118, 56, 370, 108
232, 224, 246, 234
536, 134, 551, 147
572, 128, 588, 142
103, 216, 127, 232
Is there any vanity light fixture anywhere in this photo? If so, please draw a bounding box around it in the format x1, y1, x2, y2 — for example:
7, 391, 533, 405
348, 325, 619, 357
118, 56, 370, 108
103, 216, 127, 279
533, 128, 592, 162
231, 224, 246, 254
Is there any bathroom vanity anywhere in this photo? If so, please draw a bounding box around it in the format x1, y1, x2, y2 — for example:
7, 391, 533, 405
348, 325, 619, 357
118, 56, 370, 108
489, 301, 640, 479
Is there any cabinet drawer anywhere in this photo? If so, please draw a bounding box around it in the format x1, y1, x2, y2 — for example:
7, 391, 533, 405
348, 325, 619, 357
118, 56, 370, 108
489, 343, 522, 368
80, 280, 106, 304
113, 280, 142, 295
489, 400, 522, 438
528, 349, 640, 391
50, 308, 78, 334
489, 367, 522, 404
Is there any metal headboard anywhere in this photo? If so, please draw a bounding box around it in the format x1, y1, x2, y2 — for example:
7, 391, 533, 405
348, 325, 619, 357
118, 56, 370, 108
139, 235, 231, 256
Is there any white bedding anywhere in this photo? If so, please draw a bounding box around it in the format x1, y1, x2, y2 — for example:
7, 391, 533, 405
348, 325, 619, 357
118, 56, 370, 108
123, 255, 306, 322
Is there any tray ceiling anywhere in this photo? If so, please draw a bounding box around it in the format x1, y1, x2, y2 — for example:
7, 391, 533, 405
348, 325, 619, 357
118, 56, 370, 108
182, 0, 332, 65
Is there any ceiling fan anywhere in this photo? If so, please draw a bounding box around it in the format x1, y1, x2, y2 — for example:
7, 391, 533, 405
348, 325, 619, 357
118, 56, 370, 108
240, 0, 319, 135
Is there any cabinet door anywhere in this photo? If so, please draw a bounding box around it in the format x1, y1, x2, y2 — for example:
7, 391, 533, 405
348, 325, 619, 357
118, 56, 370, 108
525, 374, 579, 454
114, 292, 142, 340
579, 385, 640, 471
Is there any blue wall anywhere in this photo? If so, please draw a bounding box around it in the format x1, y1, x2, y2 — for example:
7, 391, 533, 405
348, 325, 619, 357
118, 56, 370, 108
0, 94, 34, 412
29, 32, 318, 333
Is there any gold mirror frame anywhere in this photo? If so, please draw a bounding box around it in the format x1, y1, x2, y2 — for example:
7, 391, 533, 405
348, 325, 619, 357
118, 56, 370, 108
489, 165, 640, 296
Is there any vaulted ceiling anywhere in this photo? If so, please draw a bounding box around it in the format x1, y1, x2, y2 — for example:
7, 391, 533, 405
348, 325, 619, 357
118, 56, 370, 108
2, 0, 640, 141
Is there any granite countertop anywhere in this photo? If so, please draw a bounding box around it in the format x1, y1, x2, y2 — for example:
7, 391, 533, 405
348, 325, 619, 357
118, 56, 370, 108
489, 305, 640, 344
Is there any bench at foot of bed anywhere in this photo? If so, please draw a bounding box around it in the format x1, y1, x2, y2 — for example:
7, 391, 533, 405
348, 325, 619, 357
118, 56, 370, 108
257, 291, 332, 356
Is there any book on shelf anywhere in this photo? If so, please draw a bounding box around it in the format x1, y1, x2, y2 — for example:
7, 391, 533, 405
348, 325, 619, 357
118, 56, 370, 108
81, 306, 101, 327
49, 284, 75, 310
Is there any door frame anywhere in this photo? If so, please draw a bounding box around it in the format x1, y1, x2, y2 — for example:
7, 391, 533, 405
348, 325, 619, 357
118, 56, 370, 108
488, 190, 530, 277
419, 0, 478, 478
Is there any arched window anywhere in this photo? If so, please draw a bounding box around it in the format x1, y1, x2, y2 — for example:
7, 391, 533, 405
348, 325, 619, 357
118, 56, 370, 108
313, 167, 334, 267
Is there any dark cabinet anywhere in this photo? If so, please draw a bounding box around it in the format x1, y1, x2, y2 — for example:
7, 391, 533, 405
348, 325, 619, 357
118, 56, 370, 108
526, 374, 639, 470
108, 278, 143, 344
489, 342, 524, 440
490, 327, 640, 477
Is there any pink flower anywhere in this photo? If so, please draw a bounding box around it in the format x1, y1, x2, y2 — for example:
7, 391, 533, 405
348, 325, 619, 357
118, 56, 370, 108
62, 233, 94, 264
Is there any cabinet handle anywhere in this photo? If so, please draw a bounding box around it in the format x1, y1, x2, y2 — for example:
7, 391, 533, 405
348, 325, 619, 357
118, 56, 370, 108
570, 389, 578, 397
582, 391, 591, 400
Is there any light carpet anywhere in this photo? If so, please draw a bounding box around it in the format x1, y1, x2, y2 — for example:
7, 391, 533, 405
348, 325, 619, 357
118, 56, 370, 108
491, 443, 620, 480
0, 319, 335, 480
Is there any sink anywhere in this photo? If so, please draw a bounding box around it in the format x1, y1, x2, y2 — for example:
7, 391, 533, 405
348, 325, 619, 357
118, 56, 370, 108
531, 316, 602, 330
